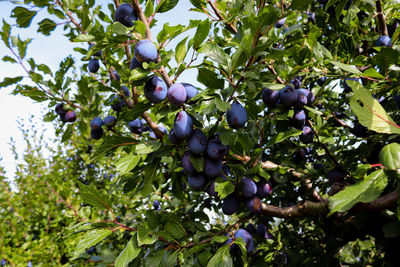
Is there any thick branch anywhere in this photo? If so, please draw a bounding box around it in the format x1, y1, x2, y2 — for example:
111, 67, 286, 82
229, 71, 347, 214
353, 190, 398, 211
132, 0, 153, 41
261, 200, 328, 218
375, 0, 388, 36
207, 0, 237, 34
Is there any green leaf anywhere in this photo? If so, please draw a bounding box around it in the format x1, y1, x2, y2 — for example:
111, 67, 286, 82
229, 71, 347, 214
140, 159, 160, 197
71, 229, 113, 260
90, 136, 136, 161
197, 68, 225, 89
328, 170, 388, 215
37, 19, 57, 36
135, 141, 161, 155
189, 0, 206, 9
363, 68, 385, 79
199, 43, 230, 68
78, 181, 113, 210
348, 81, 400, 134
144, 0, 154, 17
157, 0, 179, 13
0, 76, 23, 88
273, 128, 303, 143
11, 7, 37, 28
192, 19, 210, 49
116, 154, 141, 175
379, 143, 400, 171
328, 60, 362, 75
113, 22, 130, 35
207, 245, 233, 267
2, 55, 16, 63
137, 224, 158, 245
215, 177, 235, 199
290, 0, 312, 10
1, 20, 11, 48
73, 34, 95, 42
190, 154, 204, 172
165, 221, 186, 239
115, 234, 141, 267
175, 37, 187, 64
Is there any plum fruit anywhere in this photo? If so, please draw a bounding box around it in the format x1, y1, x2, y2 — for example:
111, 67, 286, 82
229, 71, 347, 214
376, 35, 391, 47
291, 109, 306, 129
299, 126, 314, 144
168, 128, 182, 144
327, 169, 345, 184
167, 83, 187, 105
204, 157, 222, 178
88, 59, 99, 73
188, 173, 207, 189
115, 3, 137, 27
246, 223, 256, 235
103, 115, 116, 129
234, 229, 255, 254
227, 102, 248, 129
65, 110, 76, 122
262, 88, 279, 107
90, 117, 103, 129
275, 18, 286, 28
173, 111, 193, 139
134, 39, 158, 63
91, 128, 103, 140
317, 77, 326, 86
257, 180, 272, 198
182, 83, 198, 102
182, 151, 195, 173
144, 76, 167, 104
55, 103, 66, 115
245, 196, 262, 213
279, 86, 298, 107
89, 44, 102, 57
130, 57, 141, 71
153, 200, 160, 210
206, 136, 229, 159
222, 194, 240, 215
128, 118, 143, 134
239, 177, 257, 198
188, 129, 207, 154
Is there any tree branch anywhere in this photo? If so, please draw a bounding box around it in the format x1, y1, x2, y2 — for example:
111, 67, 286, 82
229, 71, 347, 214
375, 0, 388, 36
206, 0, 237, 34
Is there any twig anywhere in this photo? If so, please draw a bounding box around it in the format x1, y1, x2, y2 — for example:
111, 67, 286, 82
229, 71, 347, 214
206, 0, 237, 34
375, 0, 388, 36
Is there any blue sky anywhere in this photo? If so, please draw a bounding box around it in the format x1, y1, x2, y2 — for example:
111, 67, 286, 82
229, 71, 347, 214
0, 1, 206, 180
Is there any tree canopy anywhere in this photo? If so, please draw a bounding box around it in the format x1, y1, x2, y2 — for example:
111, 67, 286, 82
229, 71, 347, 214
1, 0, 400, 266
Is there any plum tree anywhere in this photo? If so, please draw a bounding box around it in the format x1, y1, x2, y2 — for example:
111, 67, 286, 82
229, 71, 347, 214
2, 0, 400, 265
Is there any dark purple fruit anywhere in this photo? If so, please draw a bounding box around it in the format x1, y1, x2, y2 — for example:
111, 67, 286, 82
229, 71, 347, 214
153, 200, 160, 210
90, 117, 103, 129
204, 157, 222, 178
188, 173, 207, 190
262, 88, 279, 107
188, 129, 207, 154
291, 109, 306, 129
296, 89, 315, 105
376, 35, 391, 47
134, 39, 158, 63
128, 118, 143, 134
91, 127, 103, 140
257, 180, 272, 198
103, 115, 116, 129
182, 151, 195, 173
317, 77, 326, 86
182, 83, 198, 102
279, 86, 298, 107
234, 229, 255, 254
55, 103, 66, 115
206, 136, 229, 160
291, 78, 301, 89
245, 196, 262, 213
130, 57, 141, 71
168, 128, 182, 144
167, 83, 186, 105
65, 110, 76, 122
144, 76, 167, 104
275, 18, 286, 28
173, 111, 193, 140
89, 44, 102, 57
227, 102, 247, 129
327, 169, 345, 184
222, 194, 240, 215
239, 177, 257, 198
88, 59, 100, 73
115, 3, 137, 27
246, 223, 256, 235
299, 126, 314, 144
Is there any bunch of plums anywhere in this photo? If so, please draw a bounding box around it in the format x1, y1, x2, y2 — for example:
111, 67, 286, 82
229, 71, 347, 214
89, 115, 116, 140
55, 103, 76, 123
262, 81, 315, 145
